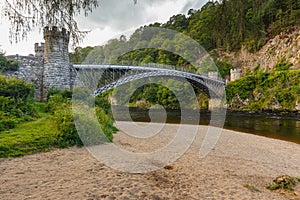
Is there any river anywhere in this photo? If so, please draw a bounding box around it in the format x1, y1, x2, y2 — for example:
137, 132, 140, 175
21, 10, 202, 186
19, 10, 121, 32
112, 106, 300, 145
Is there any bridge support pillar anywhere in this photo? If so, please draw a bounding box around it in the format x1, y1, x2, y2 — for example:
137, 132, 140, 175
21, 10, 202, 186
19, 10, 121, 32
208, 98, 223, 111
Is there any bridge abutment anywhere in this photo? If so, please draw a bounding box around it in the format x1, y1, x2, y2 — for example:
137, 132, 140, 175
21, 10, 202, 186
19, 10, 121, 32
208, 98, 223, 111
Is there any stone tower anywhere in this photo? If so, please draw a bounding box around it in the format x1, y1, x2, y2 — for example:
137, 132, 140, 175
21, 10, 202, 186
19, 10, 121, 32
230, 68, 242, 82
34, 43, 44, 57
43, 26, 71, 91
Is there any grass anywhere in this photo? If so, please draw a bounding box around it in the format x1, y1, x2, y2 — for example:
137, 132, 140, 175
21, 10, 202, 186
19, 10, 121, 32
243, 183, 261, 192
0, 114, 57, 158
0, 101, 117, 158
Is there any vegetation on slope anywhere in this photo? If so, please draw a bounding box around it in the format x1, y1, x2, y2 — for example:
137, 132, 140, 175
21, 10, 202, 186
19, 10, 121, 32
226, 69, 300, 111
0, 76, 37, 131
70, 0, 300, 65
0, 54, 19, 72
68, 0, 300, 111
0, 76, 116, 157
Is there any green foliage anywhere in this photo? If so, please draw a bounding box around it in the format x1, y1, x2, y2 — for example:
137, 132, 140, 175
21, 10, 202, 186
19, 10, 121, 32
69, 0, 299, 70
215, 61, 234, 78
243, 183, 261, 192
0, 117, 18, 131
226, 76, 256, 100
69, 46, 94, 64
95, 93, 112, 114
0, 76, 37, 131
0, 115, 56, 157
226, 70, 300, 111
52, 105, 82, 148
48, 88, 115, 148
0, 54, 19, 72
113, 80, 206, 109
267, 175, 299, 191
47, 87, 72, 101
0, 75, 34, 101
275, 57, 293, 71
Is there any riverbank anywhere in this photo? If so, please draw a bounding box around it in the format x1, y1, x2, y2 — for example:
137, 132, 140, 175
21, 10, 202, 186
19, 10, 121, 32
226, 109, 300, 117
114, 106, 300, 145
0, 123, 299, 199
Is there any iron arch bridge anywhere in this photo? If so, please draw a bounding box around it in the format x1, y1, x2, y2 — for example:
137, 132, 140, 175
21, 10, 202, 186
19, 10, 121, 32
72, 65, 226, 98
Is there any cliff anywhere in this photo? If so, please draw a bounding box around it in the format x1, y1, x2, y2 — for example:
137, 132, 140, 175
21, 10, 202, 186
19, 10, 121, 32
220, 26, 300, 75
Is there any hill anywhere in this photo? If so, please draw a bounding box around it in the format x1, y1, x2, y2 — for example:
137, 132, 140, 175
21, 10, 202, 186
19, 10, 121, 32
69, 0, 300, 111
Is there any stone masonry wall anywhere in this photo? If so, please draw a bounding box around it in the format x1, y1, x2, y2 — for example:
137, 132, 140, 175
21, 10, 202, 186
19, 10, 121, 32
4, 26, 73, 101
43, 26, 71, 92
4, 55, 44, 101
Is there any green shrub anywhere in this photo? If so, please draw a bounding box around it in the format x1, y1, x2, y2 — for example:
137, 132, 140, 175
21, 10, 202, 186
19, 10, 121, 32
0, 54, 19, 72
267, 175, 299, 191
95, 106, 114, 142
0, 76, 37, 131
226, 70, 300, 111
275, 57, 292, 71
51, 89, 115, 147
226, 76, 256, 101
47, 94, 69, 113
53, 106, 82, 148
47, 88, 72, 100
0, 118, 18, 131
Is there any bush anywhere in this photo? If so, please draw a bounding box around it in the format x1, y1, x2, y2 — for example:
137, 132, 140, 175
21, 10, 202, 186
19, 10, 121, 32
95, 106, 114, 142
226, 70, 300, 111
47, 88, 72, 100
226, 76, 256, 101
0, 118, 18, 131
0, 54, 19, 72
53, 106, 82, 148
275, 57, 292, 71
267, 175, 299, 191
0, 76, 37, 131
50, 89, 115, 148
47, 94, 69, 113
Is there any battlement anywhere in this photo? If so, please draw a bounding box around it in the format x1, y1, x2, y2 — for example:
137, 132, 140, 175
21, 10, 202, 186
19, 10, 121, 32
34, 43, 44, 57
230, 68, 242, 81
43, 26, 70, 41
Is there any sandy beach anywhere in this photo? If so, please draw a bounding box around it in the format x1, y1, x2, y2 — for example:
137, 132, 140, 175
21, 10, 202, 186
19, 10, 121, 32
0, 123, 300, 199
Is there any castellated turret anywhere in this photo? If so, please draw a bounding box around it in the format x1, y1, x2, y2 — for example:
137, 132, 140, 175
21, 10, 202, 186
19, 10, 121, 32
43, 26, 71, 90
34, 43, 44, 57
230, 68, 242, 82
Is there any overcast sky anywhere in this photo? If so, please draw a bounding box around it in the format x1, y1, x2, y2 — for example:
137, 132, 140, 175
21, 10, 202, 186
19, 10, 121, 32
0, 0, 207, 55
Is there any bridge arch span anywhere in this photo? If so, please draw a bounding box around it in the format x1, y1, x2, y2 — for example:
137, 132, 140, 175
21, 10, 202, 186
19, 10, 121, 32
93, 70, 224, 98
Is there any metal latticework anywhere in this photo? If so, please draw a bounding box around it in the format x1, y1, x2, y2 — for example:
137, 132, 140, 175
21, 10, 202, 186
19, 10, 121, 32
72, 64, 226, 98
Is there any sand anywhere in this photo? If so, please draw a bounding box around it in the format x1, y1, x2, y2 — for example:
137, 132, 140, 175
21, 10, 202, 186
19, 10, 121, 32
0, 123, 300, 199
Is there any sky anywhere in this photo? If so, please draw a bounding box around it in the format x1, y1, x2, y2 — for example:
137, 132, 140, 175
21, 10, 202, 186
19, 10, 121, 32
0, 0, 207, 55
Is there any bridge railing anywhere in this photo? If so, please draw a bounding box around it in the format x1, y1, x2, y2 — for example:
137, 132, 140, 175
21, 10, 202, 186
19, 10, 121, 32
73, 62, 225, 82
141, 63, 224, 81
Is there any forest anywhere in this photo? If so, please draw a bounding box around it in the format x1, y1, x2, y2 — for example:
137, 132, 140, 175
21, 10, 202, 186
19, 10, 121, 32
70, 0, 300, 110
70, 0, 300, 64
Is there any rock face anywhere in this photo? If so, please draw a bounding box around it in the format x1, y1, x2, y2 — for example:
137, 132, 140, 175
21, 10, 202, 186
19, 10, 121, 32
221, 26, 300, 75
43, 26, 71, 91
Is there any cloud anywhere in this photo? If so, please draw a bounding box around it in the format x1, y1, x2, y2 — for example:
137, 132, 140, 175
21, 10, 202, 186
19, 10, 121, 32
1, 0, 209, 55
77, 0, 194, 31
181, 0, 208, 14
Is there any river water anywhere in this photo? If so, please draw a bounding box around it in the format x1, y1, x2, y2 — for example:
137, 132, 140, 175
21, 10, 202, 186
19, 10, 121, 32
112, 106, 300, 145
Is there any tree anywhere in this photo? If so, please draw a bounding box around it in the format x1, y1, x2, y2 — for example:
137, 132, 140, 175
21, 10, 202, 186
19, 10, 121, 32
1, 0, 137, 46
